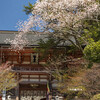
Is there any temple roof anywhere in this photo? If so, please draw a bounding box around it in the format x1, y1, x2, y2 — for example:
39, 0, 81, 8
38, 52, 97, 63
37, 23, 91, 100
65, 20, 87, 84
0, 30, 75, 46
0, 30, 47, 46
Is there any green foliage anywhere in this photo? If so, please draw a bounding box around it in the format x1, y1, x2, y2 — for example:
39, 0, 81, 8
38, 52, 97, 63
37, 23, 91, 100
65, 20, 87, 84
38, 38, 58, 49
23, 2, 34, 15
91, 94, 100, 100
82, 15, 100, 66
84, 25, 100, 42
82, 18, 100, 44
84, 41, 100, 63
34, 37, 61, 60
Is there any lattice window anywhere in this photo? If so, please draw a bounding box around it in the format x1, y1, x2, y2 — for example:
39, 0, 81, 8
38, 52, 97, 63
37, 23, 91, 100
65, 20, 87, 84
31, 53, 38, 64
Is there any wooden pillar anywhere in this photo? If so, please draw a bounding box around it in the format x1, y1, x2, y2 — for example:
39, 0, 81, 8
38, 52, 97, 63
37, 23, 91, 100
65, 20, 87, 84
16, 73, 20, 100
15, 84, 19, 100
0, 96, 2, 100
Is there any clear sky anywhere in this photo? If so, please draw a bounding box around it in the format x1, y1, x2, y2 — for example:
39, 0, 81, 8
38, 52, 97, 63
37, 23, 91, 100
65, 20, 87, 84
0, 0, 36, 31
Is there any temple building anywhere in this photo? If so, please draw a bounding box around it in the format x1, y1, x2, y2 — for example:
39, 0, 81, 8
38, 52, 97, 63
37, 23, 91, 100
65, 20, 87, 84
0, 30, 67, 100
0, 30, 83, 100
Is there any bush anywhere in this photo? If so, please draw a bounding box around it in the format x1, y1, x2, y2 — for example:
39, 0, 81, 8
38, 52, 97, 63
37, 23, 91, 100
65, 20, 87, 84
91, 94, 100, 100
84, 41, 100, 63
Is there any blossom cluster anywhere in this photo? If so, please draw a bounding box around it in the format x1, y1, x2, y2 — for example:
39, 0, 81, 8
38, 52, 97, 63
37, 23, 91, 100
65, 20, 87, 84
34, 0, 99, 28
7, 0, 99, 50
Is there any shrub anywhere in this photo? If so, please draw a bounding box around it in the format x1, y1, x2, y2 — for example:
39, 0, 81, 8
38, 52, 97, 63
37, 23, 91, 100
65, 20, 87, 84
84, 41, 100, 63
91, 94, 100, 100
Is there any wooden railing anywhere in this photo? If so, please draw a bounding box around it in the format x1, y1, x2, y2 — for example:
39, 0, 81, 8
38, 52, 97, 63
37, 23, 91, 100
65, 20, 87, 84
12, 65, 45, 72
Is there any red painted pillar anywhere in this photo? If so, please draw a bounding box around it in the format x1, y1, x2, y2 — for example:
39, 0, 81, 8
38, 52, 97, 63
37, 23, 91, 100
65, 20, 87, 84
0, 96, 2, 100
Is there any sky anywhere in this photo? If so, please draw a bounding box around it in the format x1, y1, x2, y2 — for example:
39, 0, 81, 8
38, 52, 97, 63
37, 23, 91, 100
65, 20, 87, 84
0, 0, 36, 31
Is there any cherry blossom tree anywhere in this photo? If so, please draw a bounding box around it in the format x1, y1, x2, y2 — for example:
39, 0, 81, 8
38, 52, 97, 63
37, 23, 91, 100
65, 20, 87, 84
6, 0, 100, 51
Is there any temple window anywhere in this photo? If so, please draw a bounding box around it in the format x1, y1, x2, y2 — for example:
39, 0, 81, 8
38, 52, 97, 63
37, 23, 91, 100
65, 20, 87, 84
31, 53, 38, 64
